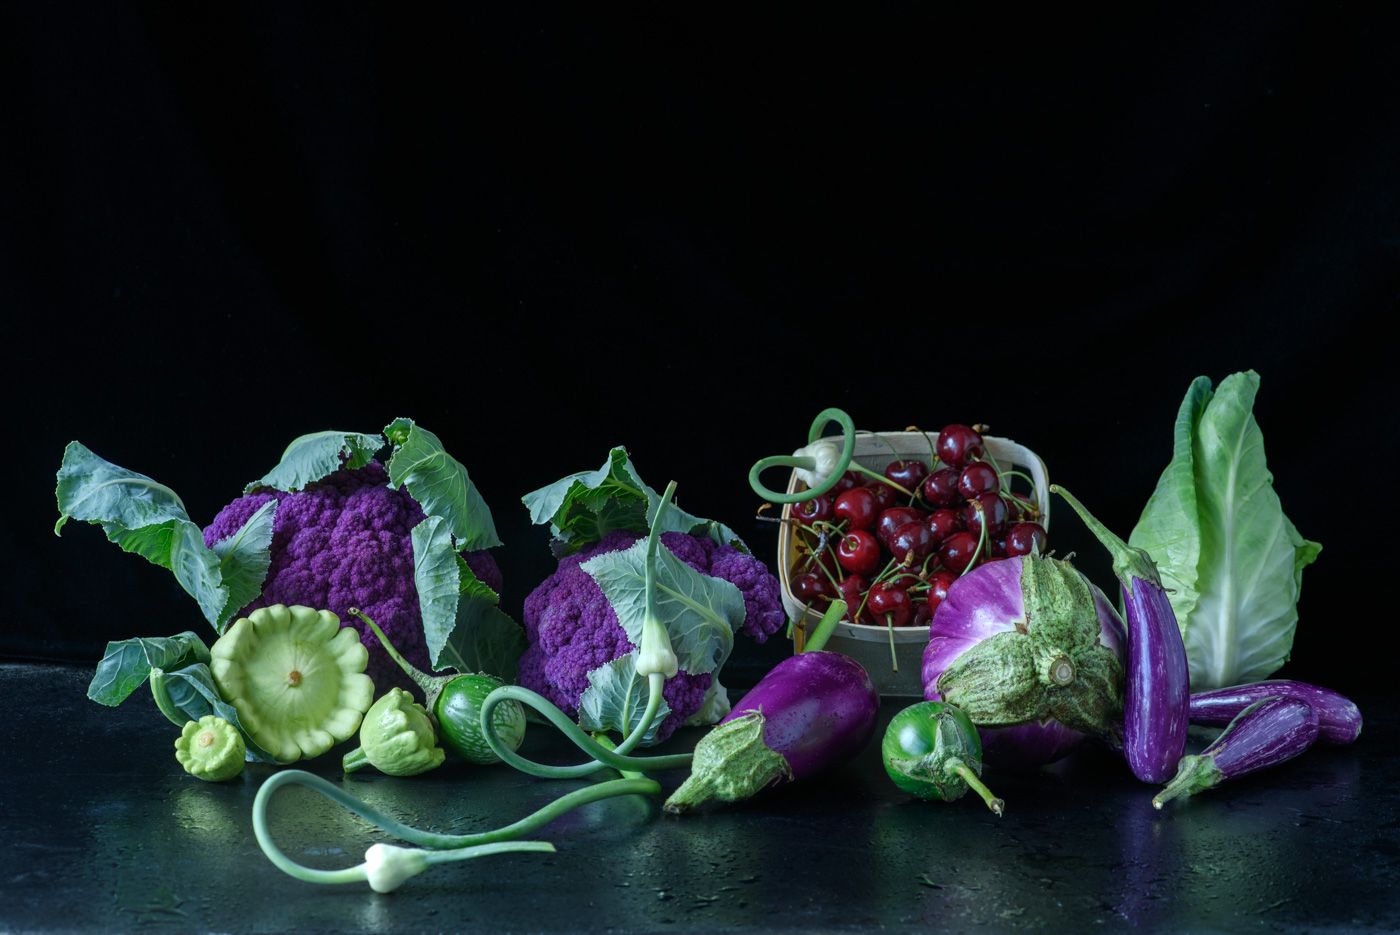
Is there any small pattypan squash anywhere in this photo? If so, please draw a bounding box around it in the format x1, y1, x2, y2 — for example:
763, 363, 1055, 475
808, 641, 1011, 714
175, 715, 246, 781
344, 688, 446, 776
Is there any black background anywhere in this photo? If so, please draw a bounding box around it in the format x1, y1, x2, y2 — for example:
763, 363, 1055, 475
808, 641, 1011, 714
2, 4, 1394, 695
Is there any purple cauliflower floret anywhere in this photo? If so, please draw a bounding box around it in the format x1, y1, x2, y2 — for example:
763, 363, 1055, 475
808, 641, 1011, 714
202, 461, 502, 690
519, 529, 785, 743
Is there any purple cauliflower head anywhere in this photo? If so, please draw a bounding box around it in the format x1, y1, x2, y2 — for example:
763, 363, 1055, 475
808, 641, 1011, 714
202, 461, 502, 690
519, 529, 784, 742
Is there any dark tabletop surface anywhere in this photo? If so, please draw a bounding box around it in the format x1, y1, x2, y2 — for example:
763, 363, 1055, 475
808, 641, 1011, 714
1, 662, 1396, 934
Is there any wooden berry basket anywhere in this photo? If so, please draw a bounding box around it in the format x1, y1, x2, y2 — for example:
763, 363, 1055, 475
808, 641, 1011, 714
777, 431, 1051, 697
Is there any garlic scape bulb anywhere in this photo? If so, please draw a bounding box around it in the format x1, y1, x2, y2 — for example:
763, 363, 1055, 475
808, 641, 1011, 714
211, 604, 375, 763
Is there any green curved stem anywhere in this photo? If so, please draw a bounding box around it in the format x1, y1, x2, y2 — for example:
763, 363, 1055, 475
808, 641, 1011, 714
960, 500, 990, 578
480, 684, 693, 780
948, 758, 1005, 816
421, 840, 557, 869
848, 461, 914, 499
592, 733, 647, 780
349, 608, 444, 707
749, 407, 858, 504
147, 668, 187, 728
636, 482, 679, 680
613, 672, 666, 757
885, 614, 899, 672
802, 600, 846, 654
252, 769, 646, 886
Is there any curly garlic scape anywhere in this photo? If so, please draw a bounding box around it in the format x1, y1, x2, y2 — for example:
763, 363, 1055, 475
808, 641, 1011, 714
211, 605, 375, 763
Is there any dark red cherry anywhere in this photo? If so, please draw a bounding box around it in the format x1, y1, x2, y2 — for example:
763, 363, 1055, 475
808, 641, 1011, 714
1005, 522, 1048, 557
835, 574, 868, 621
925, 570, 957, 611
791, 494, 833, 529
891, 521, 937, 562
922, 467, 963, 507
936, 424, 985, 469
938, 531, 981, 573
926, 508, 963, 545
867, 582, 913, 627
884, 459, 929, 493
833, 487, 879, 531
836, 530, 882, 576
876, 507, 925, 551
957, 461, 1000, 500
790, 571, 835, 604
912, 600, 934, 628
963, 492, 1009, 536
865, 481, 897, 511
831, 470, 861, 496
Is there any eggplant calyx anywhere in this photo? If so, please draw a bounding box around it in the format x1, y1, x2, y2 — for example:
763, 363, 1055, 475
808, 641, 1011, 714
662, 713, 792, 813
1152, 753, 1224, 809
1036, 647, 1076, 687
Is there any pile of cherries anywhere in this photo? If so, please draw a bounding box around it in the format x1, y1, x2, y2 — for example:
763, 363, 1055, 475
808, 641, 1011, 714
787, 423, 1048, 630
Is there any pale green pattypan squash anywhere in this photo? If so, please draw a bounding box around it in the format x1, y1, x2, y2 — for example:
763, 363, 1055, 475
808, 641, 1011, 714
174, 715, 246, 781
343, 687, 445, 776
211, 604, 374, 763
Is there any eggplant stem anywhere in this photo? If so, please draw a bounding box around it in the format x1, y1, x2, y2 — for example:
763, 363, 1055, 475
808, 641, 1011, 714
948, 758, 1004, 816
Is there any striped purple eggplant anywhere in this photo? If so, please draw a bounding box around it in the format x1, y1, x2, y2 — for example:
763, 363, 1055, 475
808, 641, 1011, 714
1152, 695, 1319, 809
1190, 680, 1361, 745
663, 650, 879, 812
1052, 486, 1189, 784
921, 553, 1126, 766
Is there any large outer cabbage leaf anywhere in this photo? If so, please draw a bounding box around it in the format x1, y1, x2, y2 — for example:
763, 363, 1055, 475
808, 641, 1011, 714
1129, 371, 1321, 690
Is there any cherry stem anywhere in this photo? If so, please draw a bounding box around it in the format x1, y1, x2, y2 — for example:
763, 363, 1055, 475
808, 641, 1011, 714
999, 467, 1036, 489
861, 430, 903, 460
960, 501, 990, 578
885, 614, 899, 672
911, 427, 939, 469
848, 461, 915, 498
869, 555, 902, 587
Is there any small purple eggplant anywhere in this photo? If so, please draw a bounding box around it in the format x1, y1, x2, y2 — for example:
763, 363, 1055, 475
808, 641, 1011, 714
663, 649, 879, 813
1189, 680, 1361, 745
1152, 696, 1319, 809
1052, 486, 1190, 784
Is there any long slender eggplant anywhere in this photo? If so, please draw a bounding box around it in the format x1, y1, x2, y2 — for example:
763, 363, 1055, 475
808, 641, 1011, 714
1152, 696, 1319, 809
1189, 680, 1361, 745
664, 603, 880, 813
1052, 486, 1189, 784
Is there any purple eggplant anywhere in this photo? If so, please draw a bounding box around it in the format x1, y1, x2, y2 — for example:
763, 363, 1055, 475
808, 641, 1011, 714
1152, 695, 1319, 809
921, 553, 1126, 766
1189, 680, 1361, 745
663, 650, 879, 813
1052, 486, 1190, 784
